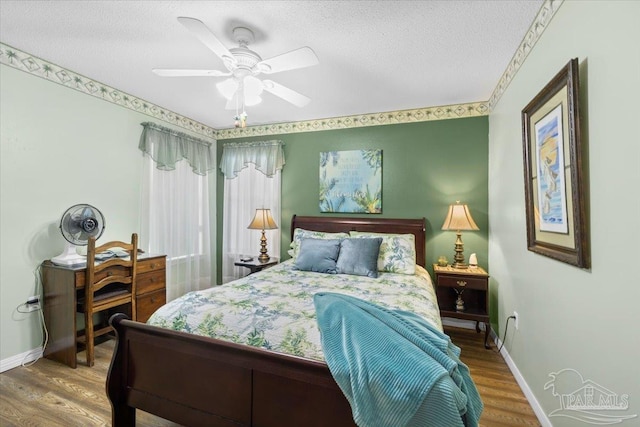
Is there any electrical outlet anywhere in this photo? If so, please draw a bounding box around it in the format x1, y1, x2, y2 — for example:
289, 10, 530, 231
25, 296, 40, 312
513, 311, 519, 330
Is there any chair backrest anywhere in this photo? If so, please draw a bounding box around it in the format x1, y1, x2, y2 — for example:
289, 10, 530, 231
85, 233, 138, 319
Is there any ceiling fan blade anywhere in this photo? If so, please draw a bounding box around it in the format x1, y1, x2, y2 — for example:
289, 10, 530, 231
177, 17, 237, 67
152, 68, 230, 77
256, 47, 319, 74
262, 80, 310, 107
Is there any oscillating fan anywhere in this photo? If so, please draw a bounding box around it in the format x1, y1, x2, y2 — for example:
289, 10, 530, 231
51, 204, 105, 266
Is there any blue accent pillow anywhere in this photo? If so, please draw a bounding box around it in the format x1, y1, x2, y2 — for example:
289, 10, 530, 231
293, 238, 342, 274
336, 238, 383, 278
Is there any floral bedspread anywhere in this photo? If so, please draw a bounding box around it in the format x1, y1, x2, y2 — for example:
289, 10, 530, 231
147, 260, 442, 361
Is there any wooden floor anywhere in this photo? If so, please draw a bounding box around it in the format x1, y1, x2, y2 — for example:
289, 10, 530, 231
0, 326, 540, 427
446, 327, 541, 426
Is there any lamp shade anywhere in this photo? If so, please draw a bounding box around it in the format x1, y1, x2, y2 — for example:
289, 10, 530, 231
441, 202, 479, 231
247, 208, 278, 230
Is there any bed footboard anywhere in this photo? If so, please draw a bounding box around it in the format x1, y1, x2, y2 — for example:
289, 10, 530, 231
107, 314, 356, 427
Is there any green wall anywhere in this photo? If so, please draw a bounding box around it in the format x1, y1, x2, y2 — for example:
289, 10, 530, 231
0, 64, 216, 366
0, 65, 146, 363
217, 116, 489, 286
488, 1, 640, 423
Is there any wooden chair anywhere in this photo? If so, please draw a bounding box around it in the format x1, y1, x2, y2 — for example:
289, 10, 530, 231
77, 233, 138, 367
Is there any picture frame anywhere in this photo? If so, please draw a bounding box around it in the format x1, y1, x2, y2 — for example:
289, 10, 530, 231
521, 58, 589, 268
319, 149, 382, 213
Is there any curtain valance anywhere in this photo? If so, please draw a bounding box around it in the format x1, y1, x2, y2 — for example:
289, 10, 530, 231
220, 140, 285, 179
139, 122, 215, 176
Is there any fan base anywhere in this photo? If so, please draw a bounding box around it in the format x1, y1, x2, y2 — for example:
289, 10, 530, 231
51, 244, 86, 266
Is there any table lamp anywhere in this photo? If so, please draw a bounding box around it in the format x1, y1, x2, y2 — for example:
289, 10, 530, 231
441, 201, 479, 269
247, 208, 278, 262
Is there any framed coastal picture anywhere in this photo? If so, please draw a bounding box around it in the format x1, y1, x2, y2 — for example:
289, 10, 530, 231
521, 58, 589, 268
319, 149, 382, 213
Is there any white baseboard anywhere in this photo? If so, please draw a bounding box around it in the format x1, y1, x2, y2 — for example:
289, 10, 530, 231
0, 346, 43, 373
491, 332, 551, 427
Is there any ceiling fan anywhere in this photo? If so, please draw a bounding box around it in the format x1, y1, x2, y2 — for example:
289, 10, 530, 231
153, 17, 319, 111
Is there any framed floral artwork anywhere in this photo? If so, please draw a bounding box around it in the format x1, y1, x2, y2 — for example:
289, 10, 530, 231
319, 149, 382, 213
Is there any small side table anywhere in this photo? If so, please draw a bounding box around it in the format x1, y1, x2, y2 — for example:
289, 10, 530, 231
235, 257, 279, 274
433, 264, 491, 349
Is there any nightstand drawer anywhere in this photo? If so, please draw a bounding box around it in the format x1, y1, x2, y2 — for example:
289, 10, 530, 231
438, 275, 486, 290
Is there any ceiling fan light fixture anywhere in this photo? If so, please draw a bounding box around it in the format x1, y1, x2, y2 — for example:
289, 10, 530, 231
245, 94, 262, 107
244, 75, 264, 95
216, 78, 239, 100
242, 76, 264, 106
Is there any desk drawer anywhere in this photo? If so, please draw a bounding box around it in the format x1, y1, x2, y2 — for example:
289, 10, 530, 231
75, 266, 131, 288
438, 275, 486, 290
137, 288, 166, 323
137, 269, 165, 295
138, 256, 166, 274
74, 256, 165, 287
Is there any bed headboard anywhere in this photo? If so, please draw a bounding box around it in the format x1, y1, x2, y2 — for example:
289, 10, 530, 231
290, 215, 427, 268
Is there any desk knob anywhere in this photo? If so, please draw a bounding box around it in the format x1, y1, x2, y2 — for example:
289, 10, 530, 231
150, 264, 156, 269
456, 280, 467, 287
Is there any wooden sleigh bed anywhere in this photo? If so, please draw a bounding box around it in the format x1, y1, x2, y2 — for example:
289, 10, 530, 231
107, 215, 429, 427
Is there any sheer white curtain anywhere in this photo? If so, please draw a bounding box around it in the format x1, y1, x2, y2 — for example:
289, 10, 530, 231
139, 122, 215, 301
220, 141, 284, 283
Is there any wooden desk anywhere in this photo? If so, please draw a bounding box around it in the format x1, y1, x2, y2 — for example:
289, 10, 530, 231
42, 254, 166, 368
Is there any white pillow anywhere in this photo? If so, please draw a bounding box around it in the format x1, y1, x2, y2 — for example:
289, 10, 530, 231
290, 228, 349, 260
349, 231, 416, 275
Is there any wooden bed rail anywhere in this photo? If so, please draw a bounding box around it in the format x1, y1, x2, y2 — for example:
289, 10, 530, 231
107, 313, 356, 427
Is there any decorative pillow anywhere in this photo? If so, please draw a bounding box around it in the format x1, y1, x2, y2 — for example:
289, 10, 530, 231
293, 238, 342, 274
290, 228, 349, 260
349, 232, 416, 275
336, 238, 382, 278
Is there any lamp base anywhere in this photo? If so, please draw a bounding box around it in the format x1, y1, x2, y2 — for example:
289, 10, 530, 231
452, 231, 468, 269
258, 230, 270, 263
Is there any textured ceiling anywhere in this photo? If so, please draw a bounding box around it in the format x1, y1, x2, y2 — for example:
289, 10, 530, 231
0, 1, 543, 130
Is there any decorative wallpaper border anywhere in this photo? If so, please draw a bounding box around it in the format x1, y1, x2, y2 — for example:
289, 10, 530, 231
488, 0, 564, 109
1, 0, 561, 140
215, 102, 489, 139
0, 42, 217, 139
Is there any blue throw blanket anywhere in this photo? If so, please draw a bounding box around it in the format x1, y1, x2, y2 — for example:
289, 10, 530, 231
314, 292, 482, 427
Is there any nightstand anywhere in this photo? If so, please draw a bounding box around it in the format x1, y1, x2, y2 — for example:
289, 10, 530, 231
235, 257, 279, 274
433, 264, 491, 349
